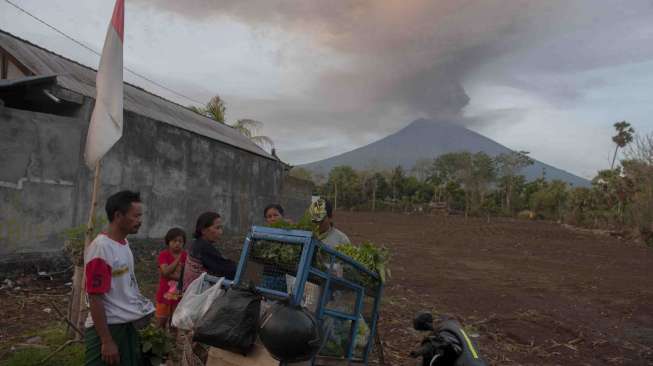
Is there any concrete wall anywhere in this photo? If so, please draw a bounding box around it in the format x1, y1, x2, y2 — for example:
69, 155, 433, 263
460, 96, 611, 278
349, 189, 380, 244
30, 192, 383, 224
0, 104, 300, 265
77, 110, 285, 238
0, 107, 82, 257
280, 175, 314, 220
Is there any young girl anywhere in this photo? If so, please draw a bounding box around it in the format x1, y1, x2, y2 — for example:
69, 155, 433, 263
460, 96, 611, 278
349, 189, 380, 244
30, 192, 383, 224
155, 227, 187, 328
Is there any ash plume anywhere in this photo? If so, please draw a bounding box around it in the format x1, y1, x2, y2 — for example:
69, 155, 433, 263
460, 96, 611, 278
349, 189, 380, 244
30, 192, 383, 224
132, 0, 653, 132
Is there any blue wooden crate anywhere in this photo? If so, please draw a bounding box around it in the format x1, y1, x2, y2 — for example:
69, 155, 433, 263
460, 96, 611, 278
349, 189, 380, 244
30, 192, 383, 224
207, 225, 383, 365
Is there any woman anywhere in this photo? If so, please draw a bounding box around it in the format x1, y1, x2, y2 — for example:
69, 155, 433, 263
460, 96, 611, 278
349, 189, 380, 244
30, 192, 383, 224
263, 204, 285, 225
182, 212, 237, 292
261, 204, 289, 292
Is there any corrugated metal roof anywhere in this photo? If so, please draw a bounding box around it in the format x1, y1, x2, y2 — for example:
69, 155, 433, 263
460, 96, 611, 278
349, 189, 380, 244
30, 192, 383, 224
0, 30, 275, 160
0, 74, 56, 89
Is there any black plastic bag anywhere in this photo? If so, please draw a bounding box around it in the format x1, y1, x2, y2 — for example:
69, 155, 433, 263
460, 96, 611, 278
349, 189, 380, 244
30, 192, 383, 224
192, 284, 261, 355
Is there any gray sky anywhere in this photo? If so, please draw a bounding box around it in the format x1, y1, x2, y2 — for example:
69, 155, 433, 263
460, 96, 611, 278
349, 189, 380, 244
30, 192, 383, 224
1, 0, 652, 178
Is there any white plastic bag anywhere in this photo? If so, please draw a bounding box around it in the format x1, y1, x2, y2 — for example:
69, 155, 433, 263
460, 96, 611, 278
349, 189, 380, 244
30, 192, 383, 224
172, 273, 224, 330
286, 274, 321, 312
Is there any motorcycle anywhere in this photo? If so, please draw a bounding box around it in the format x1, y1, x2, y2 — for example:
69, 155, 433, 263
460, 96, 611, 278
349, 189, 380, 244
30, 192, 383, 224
410, 312, 488, 366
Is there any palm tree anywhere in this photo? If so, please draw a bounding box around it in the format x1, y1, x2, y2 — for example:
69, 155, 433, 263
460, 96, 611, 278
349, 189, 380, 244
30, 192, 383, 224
188, 105, 204, 115
232, 119, 274, 149
189, 95, 274, 150
204, 95, 226, 124
189, 95, 226, 123
611, 121, 635, 169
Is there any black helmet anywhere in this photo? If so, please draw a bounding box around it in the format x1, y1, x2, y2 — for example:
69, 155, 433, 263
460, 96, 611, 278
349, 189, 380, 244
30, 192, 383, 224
259, 303, 323, 362
413, 311, 434, 331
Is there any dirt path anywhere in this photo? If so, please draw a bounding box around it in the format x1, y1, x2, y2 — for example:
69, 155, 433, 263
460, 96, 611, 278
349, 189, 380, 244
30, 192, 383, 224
337, 212, 653, 365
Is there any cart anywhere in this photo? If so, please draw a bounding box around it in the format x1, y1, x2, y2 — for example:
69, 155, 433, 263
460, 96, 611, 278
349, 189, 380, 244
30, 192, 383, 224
202, 225, 384, 366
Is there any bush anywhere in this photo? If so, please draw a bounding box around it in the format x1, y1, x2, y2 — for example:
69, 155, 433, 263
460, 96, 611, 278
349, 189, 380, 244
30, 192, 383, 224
139, 324, 174, 366
62, 217, 107, 266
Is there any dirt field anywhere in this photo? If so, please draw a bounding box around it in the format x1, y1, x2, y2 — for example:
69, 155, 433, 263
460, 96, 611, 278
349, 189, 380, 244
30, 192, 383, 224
336, 212, 653, 365
2, 212, 652, 365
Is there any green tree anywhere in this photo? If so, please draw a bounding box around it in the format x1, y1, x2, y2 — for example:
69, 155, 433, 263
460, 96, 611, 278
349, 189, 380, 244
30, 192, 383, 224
414, 180, 435, 203
425, 173, 444, 203
431, 152, 472, 211
430, 152, 496, 217
443, 181, 466, 211
592, 169, 627, 214
481, 191, 501, 222
611, 121, 635, 169
324, 166, 361, 210
530, 180, 568, 220
390, 166, 406, 203
430, 153, 463, 184
623, 133, 653, 243
369, 172, 390, 209
496, 151, 534, 214
359, 170, 389, 211
522, 177, 546, 211
470, 152, 497, 214
567, 186, 599, 226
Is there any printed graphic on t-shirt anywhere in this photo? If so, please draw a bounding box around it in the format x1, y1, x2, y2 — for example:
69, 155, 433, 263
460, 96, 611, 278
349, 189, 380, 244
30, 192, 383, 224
112, 266, 129, 277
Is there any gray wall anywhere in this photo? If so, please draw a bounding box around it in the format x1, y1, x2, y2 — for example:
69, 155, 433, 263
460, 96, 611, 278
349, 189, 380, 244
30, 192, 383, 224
280, 175, 314, 220
0, 104, 299, 264
0, 107, 82, 257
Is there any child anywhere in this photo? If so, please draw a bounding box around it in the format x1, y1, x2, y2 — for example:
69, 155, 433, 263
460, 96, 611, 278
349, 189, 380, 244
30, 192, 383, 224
156, 227, 187, 328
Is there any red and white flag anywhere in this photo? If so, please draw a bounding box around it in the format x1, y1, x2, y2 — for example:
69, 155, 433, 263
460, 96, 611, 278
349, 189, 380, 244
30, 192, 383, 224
84, 0, 124, 168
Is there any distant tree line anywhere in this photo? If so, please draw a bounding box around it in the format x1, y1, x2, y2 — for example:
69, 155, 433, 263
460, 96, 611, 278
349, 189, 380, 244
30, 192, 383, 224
291, 122, 653, 245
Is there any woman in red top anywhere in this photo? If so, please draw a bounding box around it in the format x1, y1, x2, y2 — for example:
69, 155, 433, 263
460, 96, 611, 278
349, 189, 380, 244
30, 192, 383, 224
156, 228, 187, 328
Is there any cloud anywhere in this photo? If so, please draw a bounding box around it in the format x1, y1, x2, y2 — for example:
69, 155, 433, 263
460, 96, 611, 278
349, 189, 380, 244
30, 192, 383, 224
6, 0, 652, 173
131, 1, 653, 123
131, 1, 564, 117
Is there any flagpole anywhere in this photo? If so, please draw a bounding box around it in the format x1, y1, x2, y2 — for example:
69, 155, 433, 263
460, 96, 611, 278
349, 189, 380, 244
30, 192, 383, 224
70, 161, 102, 339
84, 161, 102, 249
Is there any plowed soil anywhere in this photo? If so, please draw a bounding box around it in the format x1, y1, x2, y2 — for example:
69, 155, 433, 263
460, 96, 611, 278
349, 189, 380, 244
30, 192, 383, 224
2, 212, 652, 365
336, 212, 653, 365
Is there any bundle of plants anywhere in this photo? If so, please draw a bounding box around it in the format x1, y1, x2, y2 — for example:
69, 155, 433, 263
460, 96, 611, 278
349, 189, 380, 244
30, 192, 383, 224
335, 241, 391, 284
251, 213, 318, 267
255, 214, 390, 286
139, 324, 174, 366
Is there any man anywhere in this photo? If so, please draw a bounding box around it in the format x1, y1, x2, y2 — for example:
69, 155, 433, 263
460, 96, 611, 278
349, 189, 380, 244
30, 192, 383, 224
309, 198, 353, 356
309, 198, 351, 247
85, 190, 155, 365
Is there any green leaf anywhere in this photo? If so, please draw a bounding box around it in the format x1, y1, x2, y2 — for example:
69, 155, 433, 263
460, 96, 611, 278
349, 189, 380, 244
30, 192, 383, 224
152, 343, 164, 356
142, 341, 152, 353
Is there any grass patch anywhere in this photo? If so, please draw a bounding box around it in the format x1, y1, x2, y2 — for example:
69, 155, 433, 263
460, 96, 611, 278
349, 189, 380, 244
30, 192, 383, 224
2, 324, 83, 366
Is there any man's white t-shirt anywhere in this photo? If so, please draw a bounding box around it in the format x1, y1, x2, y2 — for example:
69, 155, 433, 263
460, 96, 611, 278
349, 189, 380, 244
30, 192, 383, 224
321, 226, 351, 248
84, 234, 154, 327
